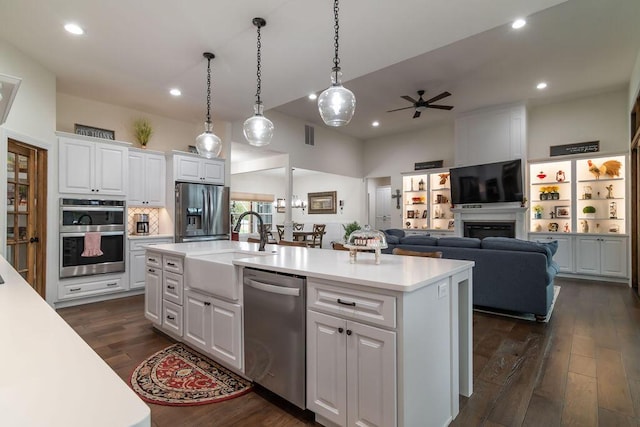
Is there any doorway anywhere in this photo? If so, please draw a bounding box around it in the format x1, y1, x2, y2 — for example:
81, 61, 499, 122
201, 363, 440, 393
375, 185, 392, 230
6, 139, 47, 297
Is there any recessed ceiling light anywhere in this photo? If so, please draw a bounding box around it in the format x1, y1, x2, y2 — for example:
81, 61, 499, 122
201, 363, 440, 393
64, 23, 85, 35
372, 121, 380, 127
169, 88, 182, 96
308, 93, 317, 100
511, 18, 526, 29
536, 82, 548, 90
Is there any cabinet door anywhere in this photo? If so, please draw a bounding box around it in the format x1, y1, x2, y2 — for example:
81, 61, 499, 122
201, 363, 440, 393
535, 234, 574, 273
184, 290, 209, 351
144, 153, 166, 206
307, 310, 347, 426
129, 250, 146, 290
59, 138, 94, 194
202, 158, 224, 184
208, 297, 242, 370
162, 300, 183, 337
175, 155, 202, 182
144, 266, 163, 325
163, 271, 183, 305
95, 142, 128, 195
600, 237, 627, 277
346, 321, 397, 427
576, 236, 601, 275
128, 152, 145, 205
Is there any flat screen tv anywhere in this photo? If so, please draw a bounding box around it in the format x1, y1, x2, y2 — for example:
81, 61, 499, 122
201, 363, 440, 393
450, 159, 523, 205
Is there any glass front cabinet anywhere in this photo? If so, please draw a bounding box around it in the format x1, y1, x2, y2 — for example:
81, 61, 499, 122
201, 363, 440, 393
402, 169, 454, 235
528, 154, 628, 280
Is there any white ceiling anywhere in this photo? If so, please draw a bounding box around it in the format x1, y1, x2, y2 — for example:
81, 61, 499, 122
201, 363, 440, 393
0, 0, 638, 145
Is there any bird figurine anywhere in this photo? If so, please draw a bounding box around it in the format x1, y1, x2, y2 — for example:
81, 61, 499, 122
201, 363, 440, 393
587, 159, 621, 179
439, 173, 450, 185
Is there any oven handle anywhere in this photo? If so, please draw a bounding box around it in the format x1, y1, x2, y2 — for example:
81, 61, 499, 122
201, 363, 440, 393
60, 231, 125, 238
245, 279, 300, 297
61, 206, 124, 212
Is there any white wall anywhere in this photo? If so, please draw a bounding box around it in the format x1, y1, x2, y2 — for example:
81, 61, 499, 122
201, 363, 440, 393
528, 89, 629, 160
363, 122, 455, 228
629, 48, 640, 111
231, 110, 365, 178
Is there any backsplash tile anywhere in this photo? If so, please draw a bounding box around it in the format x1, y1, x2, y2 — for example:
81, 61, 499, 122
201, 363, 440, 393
128, 207, 160, 235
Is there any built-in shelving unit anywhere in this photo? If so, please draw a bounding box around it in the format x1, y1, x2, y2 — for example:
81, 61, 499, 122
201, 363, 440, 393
402, 169, 454, 234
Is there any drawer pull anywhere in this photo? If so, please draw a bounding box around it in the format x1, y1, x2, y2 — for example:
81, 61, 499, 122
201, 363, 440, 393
167, 262, 177, 267
107, 282, 117, 287
167, 315, 175, 321
337, 298, 356, 307
204, 302, 211, 306
167, 285, 175, 290
148, 268, 155, 273
69, 287, 81, 292
148, 258, 157, 262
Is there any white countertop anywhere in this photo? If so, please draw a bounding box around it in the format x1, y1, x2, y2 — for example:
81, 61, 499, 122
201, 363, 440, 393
0, 256, 150, 427
128, 234, 173, 240
150, 241, 474, 293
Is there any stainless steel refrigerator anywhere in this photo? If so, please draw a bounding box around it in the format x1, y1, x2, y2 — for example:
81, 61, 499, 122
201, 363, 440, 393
175, 182, 230, 242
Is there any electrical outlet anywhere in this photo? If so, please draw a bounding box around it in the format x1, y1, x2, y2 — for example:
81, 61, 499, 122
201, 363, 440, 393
438, 283, 448, 299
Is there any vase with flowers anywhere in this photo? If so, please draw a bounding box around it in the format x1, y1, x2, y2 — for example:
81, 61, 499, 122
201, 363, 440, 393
533, 205, 544, 219
133, 118, 153, 148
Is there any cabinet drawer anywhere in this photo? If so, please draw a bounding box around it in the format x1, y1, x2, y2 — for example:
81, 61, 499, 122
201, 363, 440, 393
59, 277, 124, 300
307, 280, 396, 328
145, 251, 163, 268
162, 300, 184, 337
130, 238, 172, 251
163, 271, 184, 305
163, 255, 184, 274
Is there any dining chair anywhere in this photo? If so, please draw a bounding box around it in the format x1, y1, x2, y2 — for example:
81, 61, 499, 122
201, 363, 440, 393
276, 225, 285, 241
392, 248, 443, 258
277, 240, 308, 247
293, 223, 304, 231
310, 224, 326, 248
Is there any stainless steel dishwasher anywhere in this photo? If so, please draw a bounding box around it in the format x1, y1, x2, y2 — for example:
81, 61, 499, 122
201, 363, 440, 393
243, 267, 306, 409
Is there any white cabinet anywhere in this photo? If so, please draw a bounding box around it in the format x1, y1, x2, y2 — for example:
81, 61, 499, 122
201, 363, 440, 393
129, 237, 172, 290
144, 255, 163, 326
59, 136, 128, 196
307, 310, 397, 427
174, 154, 224, 184
576, 235, 628, 278
184, 289, 242, 370
128, 150, 166, 206
533, 233, 574, 273
144, 250, 185, 337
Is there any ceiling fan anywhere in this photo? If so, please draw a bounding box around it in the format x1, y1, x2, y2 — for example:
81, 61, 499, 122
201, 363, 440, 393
387, 90, 453, 118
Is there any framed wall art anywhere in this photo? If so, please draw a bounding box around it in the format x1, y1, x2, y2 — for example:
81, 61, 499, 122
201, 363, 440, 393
308, 191, 337, 214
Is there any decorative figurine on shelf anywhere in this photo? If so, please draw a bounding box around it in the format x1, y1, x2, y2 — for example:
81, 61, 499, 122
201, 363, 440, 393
564, 222, 570, 233
405, 221, 411, 228
556, 170, 566, 182
549, 222, 559, 232
587, 159, 622, 179
535, 223, 542, 232
418, 179, 425, 191
609, 201, 617, 219
581, 220, 589, 233
537, 171, 547, 180
550, 211, 556, 219
583, 185, 592, 199
605, 185, 614, 199
439, 173, 449, 186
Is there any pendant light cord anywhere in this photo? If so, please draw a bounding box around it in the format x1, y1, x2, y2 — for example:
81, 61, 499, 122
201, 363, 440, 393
205, 56, 212, 124
256, 23, 262, 104
333, 0, 341, 80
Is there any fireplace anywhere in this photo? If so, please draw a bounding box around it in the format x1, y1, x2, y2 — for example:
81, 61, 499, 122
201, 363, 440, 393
464, 221, 515, 239
451, 205, 527, 240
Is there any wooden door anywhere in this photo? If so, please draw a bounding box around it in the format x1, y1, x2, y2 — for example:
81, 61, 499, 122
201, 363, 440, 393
6, 139, 47, 297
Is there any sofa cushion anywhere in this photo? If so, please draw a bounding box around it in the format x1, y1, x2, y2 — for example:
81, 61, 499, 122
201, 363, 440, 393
399, 235, 438, 246
481, 237, 552, 261
383, 229, 405, 244
437, 237, 482, 248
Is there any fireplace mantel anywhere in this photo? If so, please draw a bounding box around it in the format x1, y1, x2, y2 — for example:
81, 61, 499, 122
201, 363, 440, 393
452, 205, 528, 239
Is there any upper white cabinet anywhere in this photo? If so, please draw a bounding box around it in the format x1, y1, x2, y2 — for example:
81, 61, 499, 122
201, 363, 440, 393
58, 135, 129, 196
174, 154, 224, 184
128, 149, 166, 206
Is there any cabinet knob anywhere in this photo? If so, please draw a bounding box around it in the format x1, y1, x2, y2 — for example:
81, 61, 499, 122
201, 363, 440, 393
346, 329, 352, 336
338, 327, 344, 334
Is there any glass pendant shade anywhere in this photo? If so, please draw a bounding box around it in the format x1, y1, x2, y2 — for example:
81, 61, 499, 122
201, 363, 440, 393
195, 121, 222, 159
243, 103, 274, 147
318, 70, 356, 127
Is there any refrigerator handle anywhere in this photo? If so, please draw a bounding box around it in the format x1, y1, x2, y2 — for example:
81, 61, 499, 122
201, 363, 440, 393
208, 187, 214, 234
202, 189, 208, 231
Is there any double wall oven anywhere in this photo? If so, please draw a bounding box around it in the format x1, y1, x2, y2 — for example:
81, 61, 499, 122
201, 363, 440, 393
59, 198, 126, 278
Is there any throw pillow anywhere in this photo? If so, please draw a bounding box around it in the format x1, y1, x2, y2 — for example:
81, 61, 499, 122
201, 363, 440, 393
436, 237, 482, 248
384, 229, 406, 239
538, 240, 558, 256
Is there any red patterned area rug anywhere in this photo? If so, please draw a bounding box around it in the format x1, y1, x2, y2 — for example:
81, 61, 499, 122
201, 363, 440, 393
130, 343, 252, 406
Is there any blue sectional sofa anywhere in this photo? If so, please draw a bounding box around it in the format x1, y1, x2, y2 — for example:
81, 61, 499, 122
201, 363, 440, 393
383, 231, 559, 320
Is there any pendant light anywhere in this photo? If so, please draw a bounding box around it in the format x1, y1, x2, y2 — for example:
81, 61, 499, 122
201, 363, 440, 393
317, 0, 356, 127
243, 17, 274, 147
195, 52, 222, 159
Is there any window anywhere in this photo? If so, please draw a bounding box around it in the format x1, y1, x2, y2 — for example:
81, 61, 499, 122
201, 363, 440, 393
230, 201, 273, 234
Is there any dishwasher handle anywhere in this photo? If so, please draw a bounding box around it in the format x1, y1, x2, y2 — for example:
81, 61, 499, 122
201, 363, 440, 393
245, 279, 300, 297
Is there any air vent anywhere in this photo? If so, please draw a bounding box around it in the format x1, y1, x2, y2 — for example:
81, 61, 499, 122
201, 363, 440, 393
305, 124, 315, 146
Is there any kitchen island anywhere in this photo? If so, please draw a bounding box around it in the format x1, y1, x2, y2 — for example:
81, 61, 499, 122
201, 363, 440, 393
0, 255, 150, 427
145, 241, 473, 427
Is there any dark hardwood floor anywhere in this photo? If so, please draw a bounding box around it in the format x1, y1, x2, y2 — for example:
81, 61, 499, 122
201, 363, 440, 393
57, 277, 640, 427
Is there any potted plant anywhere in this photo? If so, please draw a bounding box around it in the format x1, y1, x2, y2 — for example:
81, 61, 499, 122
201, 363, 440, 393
550, 185, 560, 200
583, 205, 596, 218
539, 186, 549, 200
342, 221, 361, 242
133, 118, 153, 148
533, 205, 544, 219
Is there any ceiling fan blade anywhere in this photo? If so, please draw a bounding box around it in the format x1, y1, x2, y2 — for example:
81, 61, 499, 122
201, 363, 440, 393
426, 104, 454, 110
387, 106, 416, 113
425, 91, 451, 104
401, 95, 418, 104
413, 110, 421, 119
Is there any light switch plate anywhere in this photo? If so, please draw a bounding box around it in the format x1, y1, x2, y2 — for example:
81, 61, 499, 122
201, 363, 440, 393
438, 283, 448, 299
